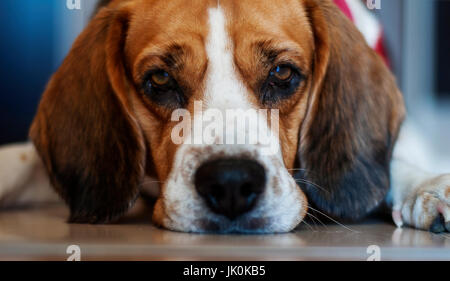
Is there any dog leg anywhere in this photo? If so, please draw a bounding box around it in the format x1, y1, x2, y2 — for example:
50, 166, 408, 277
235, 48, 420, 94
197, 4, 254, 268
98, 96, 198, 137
0, 142, 60, 208
389, 122, 450, 232
390, 159, 450, 232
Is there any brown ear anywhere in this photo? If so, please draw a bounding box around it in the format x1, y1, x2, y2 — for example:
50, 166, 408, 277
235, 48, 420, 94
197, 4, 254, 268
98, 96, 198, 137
29, 3, 145, 224
296, 0, 405, 220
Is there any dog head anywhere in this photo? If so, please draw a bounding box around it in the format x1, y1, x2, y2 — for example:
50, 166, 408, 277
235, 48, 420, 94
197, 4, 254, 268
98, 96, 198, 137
30, 0, 404, 233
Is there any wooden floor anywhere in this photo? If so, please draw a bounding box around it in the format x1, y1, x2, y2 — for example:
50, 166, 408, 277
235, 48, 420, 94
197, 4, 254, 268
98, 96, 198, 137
0, 200, 449, 261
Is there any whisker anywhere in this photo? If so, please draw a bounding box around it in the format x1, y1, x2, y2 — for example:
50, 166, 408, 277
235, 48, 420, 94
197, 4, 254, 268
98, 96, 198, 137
307, 212, 327, 228
286, 168, 313, 173
306, 212, 319, 227
139, 180, 165, 188
307, 206, 358, 233
435, 231, 450, 239
301, 220, 315, 231
287, 168, 319, 177
287, 168, 311, 171
295, 179, 330, 194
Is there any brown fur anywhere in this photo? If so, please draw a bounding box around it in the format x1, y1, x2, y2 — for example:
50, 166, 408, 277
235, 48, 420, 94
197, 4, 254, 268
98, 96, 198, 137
30, 1, 145, 223
29, 0, 405, 225
297, 0, 405, 220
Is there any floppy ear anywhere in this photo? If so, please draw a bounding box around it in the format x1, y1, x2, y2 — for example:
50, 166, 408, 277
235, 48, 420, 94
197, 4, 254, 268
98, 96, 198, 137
29, 3, 145, 223
296, 0, 405, 220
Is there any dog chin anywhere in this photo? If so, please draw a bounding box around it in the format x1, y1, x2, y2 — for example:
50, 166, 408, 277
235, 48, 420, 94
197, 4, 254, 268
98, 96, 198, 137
193, 215, 304, 234
152, 194, 307, 234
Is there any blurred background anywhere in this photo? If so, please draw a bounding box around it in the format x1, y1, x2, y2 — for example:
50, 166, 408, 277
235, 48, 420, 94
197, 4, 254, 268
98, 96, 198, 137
0, 0, 449, 168
0, 0, 97, 145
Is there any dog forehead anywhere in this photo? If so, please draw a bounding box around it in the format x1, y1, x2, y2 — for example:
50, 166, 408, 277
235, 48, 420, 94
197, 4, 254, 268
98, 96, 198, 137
203, 6, 251, 110
125, 0, 312, 66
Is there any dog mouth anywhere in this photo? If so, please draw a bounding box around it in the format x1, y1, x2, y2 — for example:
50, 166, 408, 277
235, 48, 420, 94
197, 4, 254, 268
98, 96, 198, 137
154, 191, 307, 234
152, 156, 307, 234
148, 136, 308, 234
194, 215, 272, 234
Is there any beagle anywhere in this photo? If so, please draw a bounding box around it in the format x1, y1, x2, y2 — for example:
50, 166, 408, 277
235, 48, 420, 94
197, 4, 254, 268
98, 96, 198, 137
1, 0, 449, 234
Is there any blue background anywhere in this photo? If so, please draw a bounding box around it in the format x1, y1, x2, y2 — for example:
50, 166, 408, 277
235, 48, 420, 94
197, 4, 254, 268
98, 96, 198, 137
0, 0, 55, 144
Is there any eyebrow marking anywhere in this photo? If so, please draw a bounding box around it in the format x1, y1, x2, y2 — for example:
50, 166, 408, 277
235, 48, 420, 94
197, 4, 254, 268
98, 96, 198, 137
160, 44, 185, 70
254, 40, 290, 66
134, 44, 187, 83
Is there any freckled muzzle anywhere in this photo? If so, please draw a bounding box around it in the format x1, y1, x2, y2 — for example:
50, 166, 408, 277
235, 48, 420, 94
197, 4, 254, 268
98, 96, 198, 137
152, 144, 308, 233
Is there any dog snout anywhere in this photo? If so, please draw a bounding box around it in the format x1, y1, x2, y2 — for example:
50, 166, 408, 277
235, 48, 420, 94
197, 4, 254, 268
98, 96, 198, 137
194, 158, 266, 220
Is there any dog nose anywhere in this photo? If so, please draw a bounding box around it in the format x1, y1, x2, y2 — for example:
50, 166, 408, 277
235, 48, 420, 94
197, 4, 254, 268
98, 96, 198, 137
194, 158, 266, 220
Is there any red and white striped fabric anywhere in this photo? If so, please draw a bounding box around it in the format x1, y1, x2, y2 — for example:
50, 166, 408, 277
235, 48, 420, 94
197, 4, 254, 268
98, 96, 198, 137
333, 0, 389, 66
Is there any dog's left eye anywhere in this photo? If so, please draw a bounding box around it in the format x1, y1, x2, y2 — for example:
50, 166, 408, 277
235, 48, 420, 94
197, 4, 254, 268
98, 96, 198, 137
260, 64, 302, 105
271, 65, 293, 81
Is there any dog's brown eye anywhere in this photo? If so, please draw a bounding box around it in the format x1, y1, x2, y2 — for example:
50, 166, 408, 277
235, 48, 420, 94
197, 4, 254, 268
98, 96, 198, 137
142, 70, 185, 107
151, 71, 170, 86
260, 64, 302, 105
271, 65, 292, 81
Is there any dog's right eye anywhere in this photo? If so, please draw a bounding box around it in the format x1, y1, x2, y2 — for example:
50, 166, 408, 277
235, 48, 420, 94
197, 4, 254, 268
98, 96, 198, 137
142, 70, 185, 107
150, 71, 171, 86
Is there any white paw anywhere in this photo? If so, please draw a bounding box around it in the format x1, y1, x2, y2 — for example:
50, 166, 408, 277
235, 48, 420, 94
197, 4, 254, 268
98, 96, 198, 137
0, 143, 37, 204
394, 174, 450, 233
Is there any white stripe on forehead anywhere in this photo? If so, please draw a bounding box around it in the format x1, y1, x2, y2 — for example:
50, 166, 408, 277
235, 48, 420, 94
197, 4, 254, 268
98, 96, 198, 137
178, 6, 281, 156
204, 7, 251, 110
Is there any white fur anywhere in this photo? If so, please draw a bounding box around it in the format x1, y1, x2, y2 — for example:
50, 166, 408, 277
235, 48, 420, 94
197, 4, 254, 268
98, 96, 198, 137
157, 7, 306, 233
1, 6, 449, 235
0, 142, 59, 208
389, 120, 450, 230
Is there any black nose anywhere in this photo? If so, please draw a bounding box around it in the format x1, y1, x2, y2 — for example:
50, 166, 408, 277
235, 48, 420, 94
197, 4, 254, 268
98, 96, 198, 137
194, 158, 266, 220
